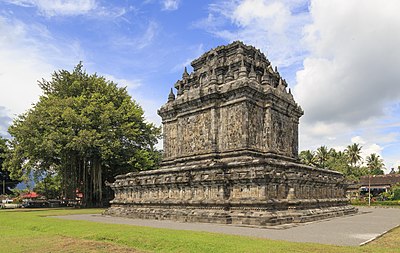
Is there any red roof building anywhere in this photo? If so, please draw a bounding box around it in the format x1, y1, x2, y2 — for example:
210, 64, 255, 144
21, 192, 40, 198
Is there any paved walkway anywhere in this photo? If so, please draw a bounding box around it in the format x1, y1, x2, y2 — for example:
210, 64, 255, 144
54, 207, 400, 246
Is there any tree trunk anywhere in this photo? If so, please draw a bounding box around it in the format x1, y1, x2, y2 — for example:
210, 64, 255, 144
91, 158, 102, 207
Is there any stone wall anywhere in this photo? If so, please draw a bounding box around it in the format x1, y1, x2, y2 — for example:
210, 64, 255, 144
159, 81, 303, 165
105, 158, 355, 226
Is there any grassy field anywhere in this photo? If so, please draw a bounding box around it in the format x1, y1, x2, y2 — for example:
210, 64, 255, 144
0, 208, 399, 253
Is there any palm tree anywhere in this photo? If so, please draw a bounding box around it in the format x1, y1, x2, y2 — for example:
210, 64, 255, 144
366, 153, 385, 175
328, 148, 337, 158
315, 146, 329, 169
299, 150, 315, 166
345, 143, 362, 167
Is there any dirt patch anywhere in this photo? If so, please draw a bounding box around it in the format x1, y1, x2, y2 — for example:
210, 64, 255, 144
16, 235, 142, 253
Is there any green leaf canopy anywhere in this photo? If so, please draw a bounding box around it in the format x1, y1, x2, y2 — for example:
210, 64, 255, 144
6, 63, 161, 206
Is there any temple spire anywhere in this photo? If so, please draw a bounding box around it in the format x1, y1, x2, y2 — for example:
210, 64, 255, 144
261, 68, 269, 85
168, 88, 175, 102
225, 65, 234, 82
249, 64, 257, 80
238, 58, 247, 78
182, 67, 189, 79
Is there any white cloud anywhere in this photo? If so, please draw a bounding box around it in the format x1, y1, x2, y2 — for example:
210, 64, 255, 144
351, 136, 366, 145
103, 74, 142, 90
0, 15, 85, 137
196, 0, 310, 67
363, 144, 383, 157
291, 0, 400, 174
4, 0, 97, 16
94, 5, 134, 19
350, 136, 383, 164
162, 0, 180, 11
0, 16, 52, 117
294, 0, 400, 126
3, 0, 132, 19
298, 121, 350, 150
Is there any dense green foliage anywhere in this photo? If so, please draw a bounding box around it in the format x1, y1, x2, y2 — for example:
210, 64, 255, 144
382, 184, 400, 201
0, 137, 20, 194
366, 153, 385, 175
299, 143, 385, 180
0, 208, 398, 253
33, 173, 62, 199
350, 199, 400, 206
345, 143, 363, 167
5, 63, 161, 206
392, 185, 400, 200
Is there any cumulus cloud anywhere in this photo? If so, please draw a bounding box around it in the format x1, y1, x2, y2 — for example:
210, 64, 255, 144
350, 135, 383, 161
4, 0, 97, 16
195, 0, 310, 67
292, 0, 400, 172
294, 0, 400, 126
0, 16, 52, 117
0, 15, 86, 138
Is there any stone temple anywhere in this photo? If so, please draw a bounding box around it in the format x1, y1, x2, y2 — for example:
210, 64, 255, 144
105, 41, 356, 226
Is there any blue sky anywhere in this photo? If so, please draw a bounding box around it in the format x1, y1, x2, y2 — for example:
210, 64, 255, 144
0, 0, 399, 172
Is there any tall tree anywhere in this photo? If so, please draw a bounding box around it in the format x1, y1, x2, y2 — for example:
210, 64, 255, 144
366, 153, 385, 175
326, 149, 351, 175
315, 146, 329, 169
33, 173, 62, 199
345, 143, 362, 167
5, 63, 161, 206
0, 137, 20, 195
299, 150, 315, 166
300, 145, 372, 181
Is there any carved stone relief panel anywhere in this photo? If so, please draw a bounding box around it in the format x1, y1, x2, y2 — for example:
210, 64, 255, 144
270, 110, 296, 157
163, 121, 177, 159
178, 110, 213, 156
247, 102, 264, 151
218, 103, 245, 151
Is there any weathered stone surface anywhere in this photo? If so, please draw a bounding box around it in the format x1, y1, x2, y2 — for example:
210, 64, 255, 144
105, 41, 356, 226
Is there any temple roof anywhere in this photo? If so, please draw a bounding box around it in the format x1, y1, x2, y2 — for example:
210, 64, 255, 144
170, 41, 290, 99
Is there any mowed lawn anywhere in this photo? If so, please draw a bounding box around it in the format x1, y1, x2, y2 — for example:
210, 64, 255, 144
0, 208, 399, 253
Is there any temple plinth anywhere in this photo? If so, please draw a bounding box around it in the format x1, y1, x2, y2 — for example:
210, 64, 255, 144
105, 41, 356, 226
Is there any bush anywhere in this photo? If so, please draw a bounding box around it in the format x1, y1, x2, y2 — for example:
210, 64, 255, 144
392, 186, 400, 200
350, 199, 400, 206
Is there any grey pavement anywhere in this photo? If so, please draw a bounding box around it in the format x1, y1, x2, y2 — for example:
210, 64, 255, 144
53, 207, 400, 246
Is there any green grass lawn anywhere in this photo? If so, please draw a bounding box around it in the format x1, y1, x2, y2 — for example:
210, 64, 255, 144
0, 208, 399, 253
